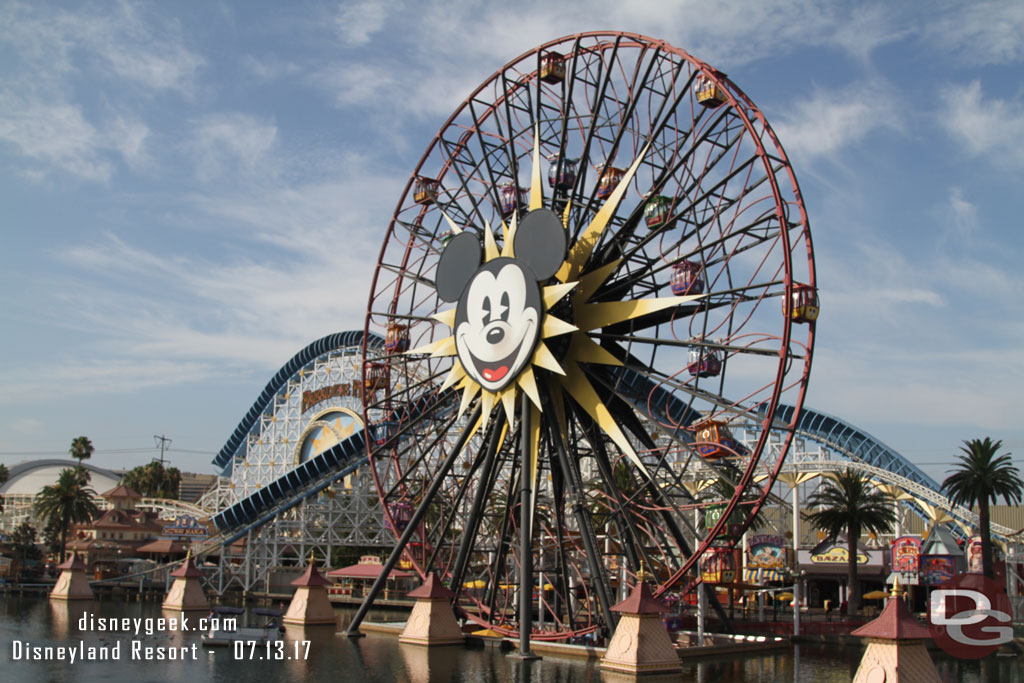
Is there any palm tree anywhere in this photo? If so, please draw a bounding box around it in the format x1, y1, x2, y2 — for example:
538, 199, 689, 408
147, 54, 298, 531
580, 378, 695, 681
805, 468, 894, 615
33, 468, 99, 563
69, 436, 94, 468
942, 438, 1024, 579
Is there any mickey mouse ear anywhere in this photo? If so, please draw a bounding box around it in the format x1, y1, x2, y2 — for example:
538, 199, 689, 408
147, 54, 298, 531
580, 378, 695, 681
514, 208, 566, 280
435, 232, 482, 302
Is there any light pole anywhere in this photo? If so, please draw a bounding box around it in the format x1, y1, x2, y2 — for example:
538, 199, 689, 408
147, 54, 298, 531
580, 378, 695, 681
786, 567, 807, 636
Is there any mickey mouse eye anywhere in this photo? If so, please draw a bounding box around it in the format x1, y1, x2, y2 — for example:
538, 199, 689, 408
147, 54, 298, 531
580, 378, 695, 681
482, 297, 492, 325
498, 292, 510, 322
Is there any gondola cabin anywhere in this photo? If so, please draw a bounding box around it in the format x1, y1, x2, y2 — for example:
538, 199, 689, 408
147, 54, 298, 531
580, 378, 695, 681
364, 361, 387, 394
700, 547, 736, 584
693, 419, 740, 460
413, 177, 439, 205
670, 261, 705, 296
540, 51, 566, 84
546, 154, 578, 191
388, 501, 413, 532
385, 324, 409, 353
695, 75, 726, 108
687, 345, 721, 378
596, 164, 625, 200
498, 182, 527, 217
787, 283, 819, 323
644, 195, 672, 228
372, 420, 396, 447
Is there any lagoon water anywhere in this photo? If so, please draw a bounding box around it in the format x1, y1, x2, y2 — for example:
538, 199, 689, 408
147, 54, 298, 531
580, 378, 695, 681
1, 595, 1019, 682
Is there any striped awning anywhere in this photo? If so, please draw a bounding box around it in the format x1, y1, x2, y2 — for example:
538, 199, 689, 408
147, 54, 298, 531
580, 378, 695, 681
743, 567, 786, 584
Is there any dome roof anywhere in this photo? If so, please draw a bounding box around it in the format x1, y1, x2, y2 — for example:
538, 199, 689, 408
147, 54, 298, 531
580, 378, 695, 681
0, 459, 121, 496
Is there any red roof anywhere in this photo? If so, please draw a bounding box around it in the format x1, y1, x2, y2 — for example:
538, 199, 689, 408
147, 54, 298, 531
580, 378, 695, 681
327, 562, 412, 580
137, 539, 189, 555
851, 596, 932, 640
291, 561, 332, 587
101, 484, 142, 499
406, 572, 454, 599
170, 554, 203, 578
611, 582, 670, 614
56, 551, 87, 571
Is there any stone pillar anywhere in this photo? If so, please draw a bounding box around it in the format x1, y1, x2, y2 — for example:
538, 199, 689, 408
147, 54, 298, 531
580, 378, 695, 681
49, 552, 93, 601
283, 558, 336, 626
600, 581, 680, 675
162, 551, 209, 612
851, 584, 940, 683
399, 573, 464, 646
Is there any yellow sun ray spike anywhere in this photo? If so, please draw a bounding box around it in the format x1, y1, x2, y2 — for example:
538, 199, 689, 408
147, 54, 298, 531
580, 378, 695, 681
574, 293, 705, 332
502, 212, 518, 258
515, 365, 542, 410
480, 390, 497, 431
531, 342, 566, 375
457, 380, 480, 420
405, 336, 457, 357
482, 220, 499, 262
556, 142, 651, 282
437, 206, 463, 235
560, 362, 654, 479
439, 360, 467, 392
499, 388, 516, 426
529, 125, 544, 212
569, 333, 623, 366
527, 402, 542, 534
431, 308, 457, 327
575, 259, 621, 302
541, 314, 578, 339
542, 282, 577, 309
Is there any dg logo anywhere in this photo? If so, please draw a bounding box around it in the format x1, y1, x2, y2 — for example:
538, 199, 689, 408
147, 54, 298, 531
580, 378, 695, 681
928, 572, 1013, 659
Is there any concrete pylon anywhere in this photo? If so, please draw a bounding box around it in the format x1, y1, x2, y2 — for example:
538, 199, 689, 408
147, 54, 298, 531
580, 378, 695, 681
162, 551, 209, 612
49, 552, 93, 601
600, 581, 681, 675
283, 557, 336, 626
851, 582, 940, 683
399, 573, 464, 646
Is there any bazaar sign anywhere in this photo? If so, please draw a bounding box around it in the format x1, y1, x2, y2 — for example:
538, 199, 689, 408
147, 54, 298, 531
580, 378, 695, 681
891, 536, 921, 573
748, 534, 786, 568
810, 543, 869, 564
161, 515, 208, 539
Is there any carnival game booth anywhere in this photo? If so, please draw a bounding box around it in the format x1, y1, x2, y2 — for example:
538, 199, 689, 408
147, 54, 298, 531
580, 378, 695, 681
800, 537, 886, 612
327, 555, 412, 601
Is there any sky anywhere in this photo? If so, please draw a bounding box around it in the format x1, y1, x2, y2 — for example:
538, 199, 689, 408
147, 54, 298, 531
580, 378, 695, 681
1, 0, 1022, 485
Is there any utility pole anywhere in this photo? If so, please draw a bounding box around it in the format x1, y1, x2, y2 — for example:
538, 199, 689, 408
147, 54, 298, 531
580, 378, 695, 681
154, 435, 171, 466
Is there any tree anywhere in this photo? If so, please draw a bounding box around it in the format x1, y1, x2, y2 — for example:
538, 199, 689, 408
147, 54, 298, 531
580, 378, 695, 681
942, 437, 1024, 579
33, 468, 99, 563
121, 460, 182, 499
10, 521, 43, 578
69, 436, 94, 467
805, 468, 895, 615
0, 463, 8, 513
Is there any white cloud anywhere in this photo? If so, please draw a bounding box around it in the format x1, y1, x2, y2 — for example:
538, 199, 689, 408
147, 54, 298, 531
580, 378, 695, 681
939, 80, 1024, 167
923, 1, 1024, 65
189, 113, 278, 182
0, 97, 114, 181
947, 187, 978, 238
771, 80, 903, 163
336, 0, 392, 45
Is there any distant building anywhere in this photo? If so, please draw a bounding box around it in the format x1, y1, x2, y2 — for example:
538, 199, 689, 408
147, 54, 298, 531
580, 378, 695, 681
178, 473, 218, 503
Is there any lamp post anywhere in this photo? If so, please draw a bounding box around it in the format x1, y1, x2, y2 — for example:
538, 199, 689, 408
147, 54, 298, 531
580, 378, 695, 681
785, 567, 807, 636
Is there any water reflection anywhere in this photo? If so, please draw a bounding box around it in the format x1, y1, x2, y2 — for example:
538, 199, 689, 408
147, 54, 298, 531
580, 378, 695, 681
1, 596, 1020, 683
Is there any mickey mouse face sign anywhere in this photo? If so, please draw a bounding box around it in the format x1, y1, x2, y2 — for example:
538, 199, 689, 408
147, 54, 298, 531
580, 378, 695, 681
435, 209, 566, 393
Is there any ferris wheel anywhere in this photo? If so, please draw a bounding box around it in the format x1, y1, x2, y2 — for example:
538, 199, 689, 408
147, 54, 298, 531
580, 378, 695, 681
360, 31, 816, 640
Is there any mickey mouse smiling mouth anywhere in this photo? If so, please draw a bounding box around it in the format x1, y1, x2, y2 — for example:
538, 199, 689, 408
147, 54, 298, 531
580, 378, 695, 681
455, 260, 539, 392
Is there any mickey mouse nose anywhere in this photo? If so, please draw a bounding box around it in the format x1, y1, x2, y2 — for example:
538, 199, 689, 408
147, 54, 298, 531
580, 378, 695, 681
487, 328, 505, 344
